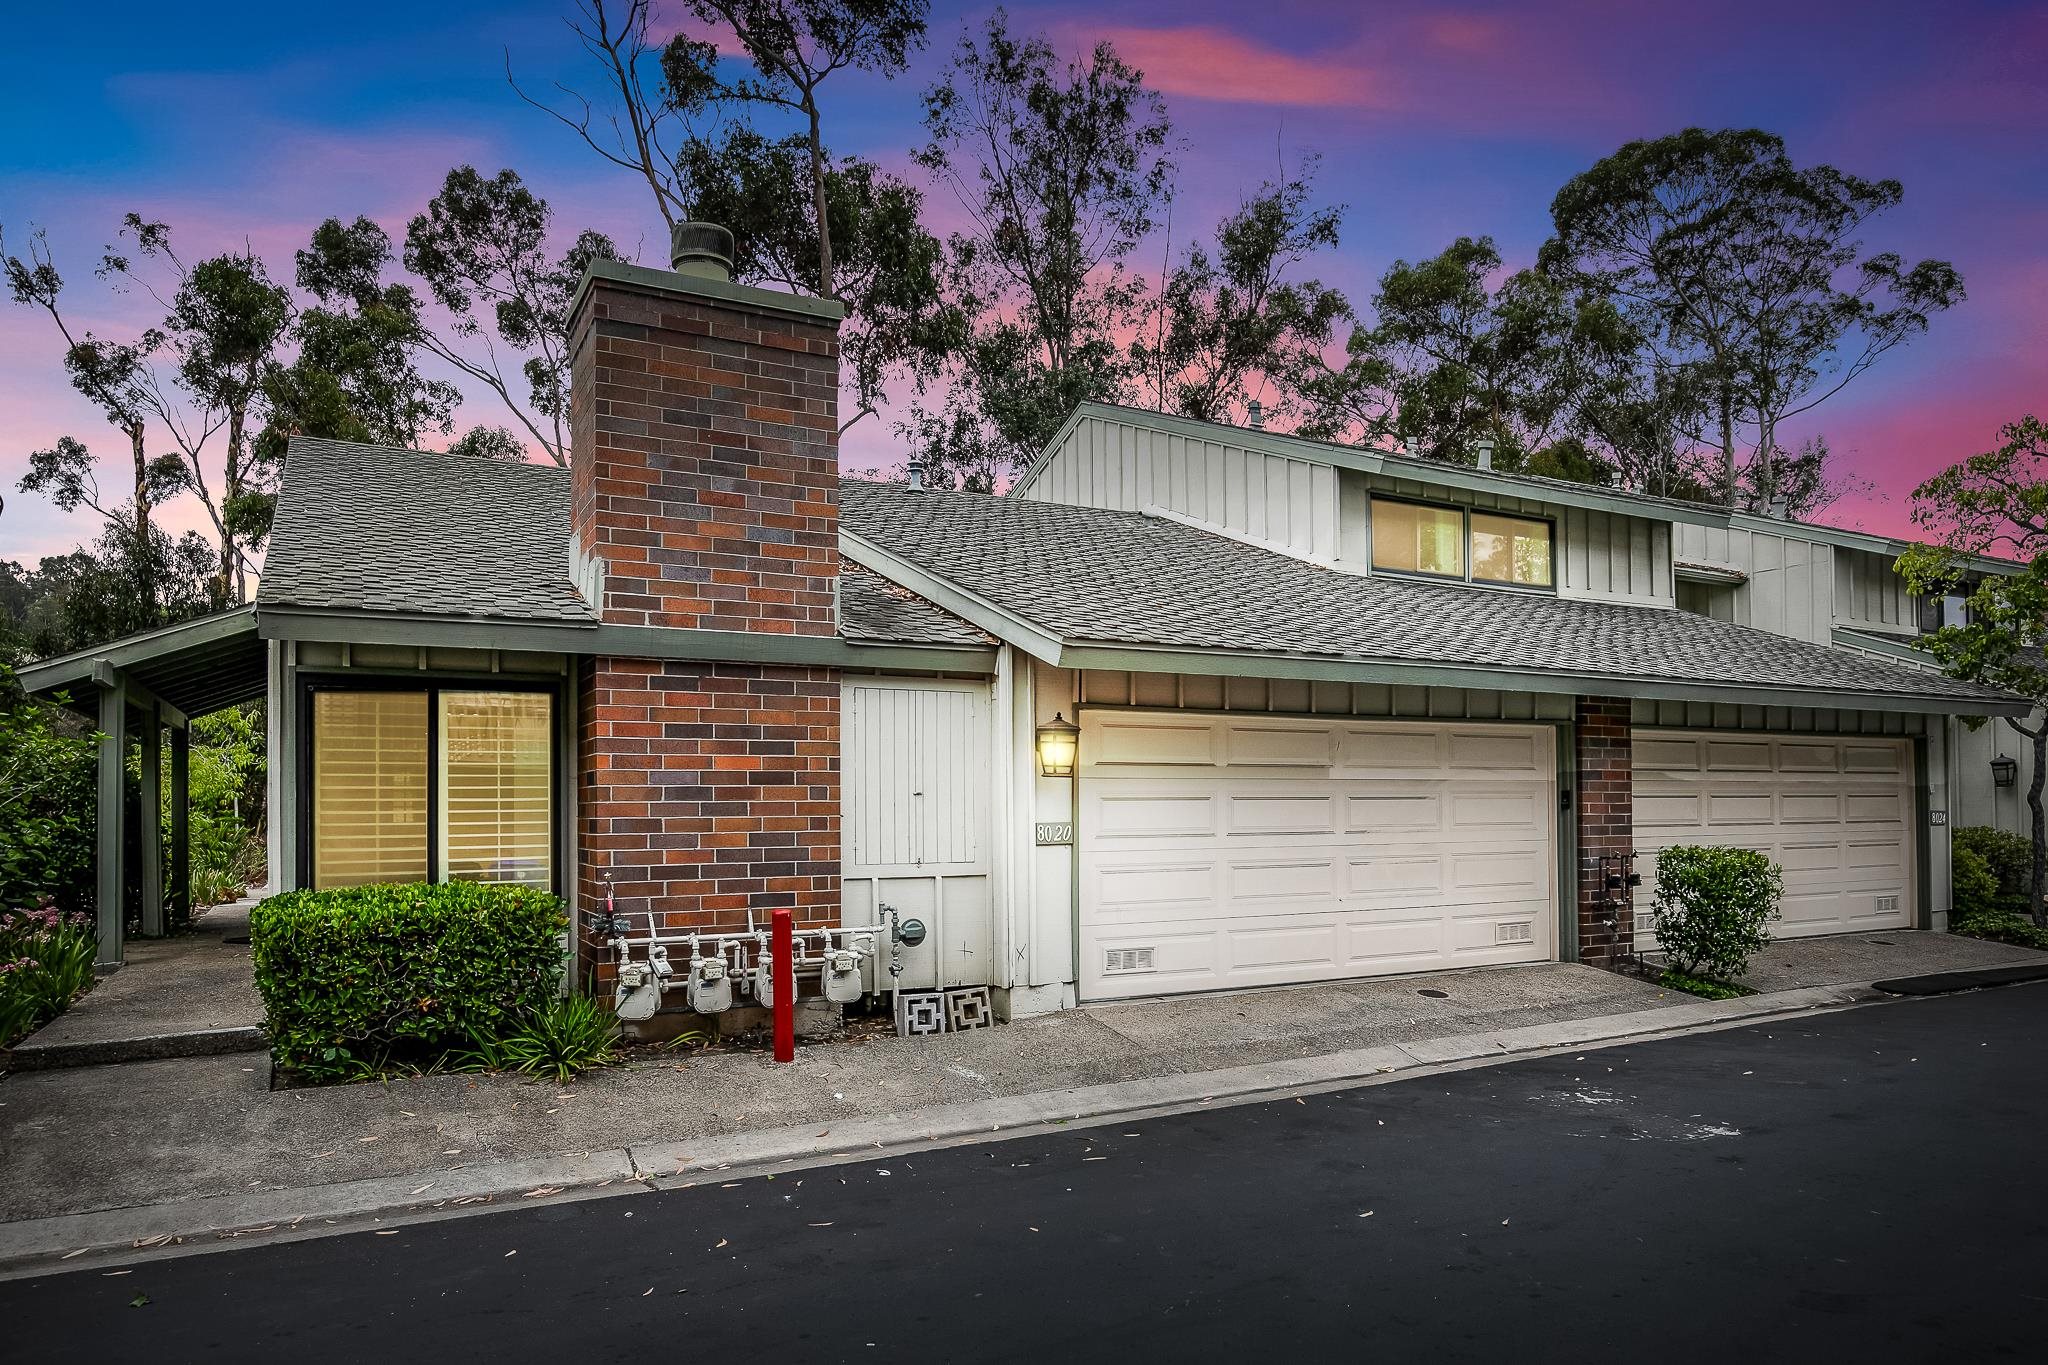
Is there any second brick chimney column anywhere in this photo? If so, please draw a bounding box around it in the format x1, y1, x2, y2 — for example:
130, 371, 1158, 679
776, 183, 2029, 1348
1574, 696, 1635, 967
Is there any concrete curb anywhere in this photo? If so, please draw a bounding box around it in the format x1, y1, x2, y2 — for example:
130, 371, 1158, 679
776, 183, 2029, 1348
0, 979, 1878, 1278
6, 1026, 269, 1071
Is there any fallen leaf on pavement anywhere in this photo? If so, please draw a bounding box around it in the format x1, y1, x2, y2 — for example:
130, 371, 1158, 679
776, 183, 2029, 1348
522, 1187, 563, 1198
714, 1238, 729, 1249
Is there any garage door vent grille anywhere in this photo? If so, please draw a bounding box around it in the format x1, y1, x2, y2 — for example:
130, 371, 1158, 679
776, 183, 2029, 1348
1874, 894, 1900, 915
1103, 947, 1156, 975
1495, 921, 1534, 945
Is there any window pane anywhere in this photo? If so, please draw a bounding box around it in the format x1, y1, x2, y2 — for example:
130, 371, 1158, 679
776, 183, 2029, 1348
312, 692, 428, 889
1372, 500, 1464, 577
1470, 513, 1553, 587
440, 692, 553, 887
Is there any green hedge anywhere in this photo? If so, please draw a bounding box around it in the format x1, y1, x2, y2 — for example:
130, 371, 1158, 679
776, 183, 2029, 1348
1952, 826, 2033, 919
252, 881, 567, 1082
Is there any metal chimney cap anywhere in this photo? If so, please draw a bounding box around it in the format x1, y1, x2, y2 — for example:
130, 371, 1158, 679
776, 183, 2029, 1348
671, 221, 734, 281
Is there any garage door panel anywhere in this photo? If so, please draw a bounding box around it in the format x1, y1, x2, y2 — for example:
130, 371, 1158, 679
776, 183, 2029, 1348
1334, 728, 1441, 772
1094, 793, 1216, 839
1225, 724, 1333, 768
1633, 732, 1912, 942
1780, 793, 1843, 823
1448, 729, 1545, 770
1227, 793, 1338, 835
1451, 790, 1546, 827
1095, 718, 1218, 767
1706, 740, 1773, 770
1342, 792, 1442, 831
1081, 712, 1556, 1000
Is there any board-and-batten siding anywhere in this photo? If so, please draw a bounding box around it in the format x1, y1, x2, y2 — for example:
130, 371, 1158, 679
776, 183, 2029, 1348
1673, 523, 1835, 644
1023, 414, 1341, 562
1833, 546, 1916, 632
1024, 414, 1673, 607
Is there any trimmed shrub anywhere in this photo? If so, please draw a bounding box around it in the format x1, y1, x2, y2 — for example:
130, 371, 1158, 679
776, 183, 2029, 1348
1651, 845, 1783, 984
252, 882, 567, 1082
1953, 826, 2033, 918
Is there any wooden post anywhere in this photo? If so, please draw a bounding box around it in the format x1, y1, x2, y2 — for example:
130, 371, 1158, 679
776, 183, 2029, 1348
170, 723, 191, 930
95, 678, 128, 970
138, 700, 163, 938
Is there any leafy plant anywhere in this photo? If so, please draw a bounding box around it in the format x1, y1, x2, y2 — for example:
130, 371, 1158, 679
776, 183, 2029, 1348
0, 897, 100, 1047
1953, 826, 2033, 918
251, 881, 567, 1083
454, 992, 620, 1083
0, 673, 98, 914
1951, 911, 2048, 951
1651, 845, 1784, 984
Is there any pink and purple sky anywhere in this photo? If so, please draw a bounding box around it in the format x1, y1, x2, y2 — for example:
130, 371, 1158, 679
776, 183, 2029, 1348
2, 0, 2043, 564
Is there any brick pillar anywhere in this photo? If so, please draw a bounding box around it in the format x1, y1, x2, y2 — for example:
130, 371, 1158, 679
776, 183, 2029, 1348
568, 250, 846, 982
1574, 696, 1634, 967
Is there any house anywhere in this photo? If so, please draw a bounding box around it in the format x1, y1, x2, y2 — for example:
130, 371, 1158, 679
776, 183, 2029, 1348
19, 225, 2027, 1019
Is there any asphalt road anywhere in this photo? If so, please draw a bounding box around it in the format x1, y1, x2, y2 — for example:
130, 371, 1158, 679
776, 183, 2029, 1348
10, 985, 2048, 1364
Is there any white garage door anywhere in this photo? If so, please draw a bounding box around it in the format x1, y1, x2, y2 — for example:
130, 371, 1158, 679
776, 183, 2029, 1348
1633, 732, 1914, 941
1078, 712, 1557, 1001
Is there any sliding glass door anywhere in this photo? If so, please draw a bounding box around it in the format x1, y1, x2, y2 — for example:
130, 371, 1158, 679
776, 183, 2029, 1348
306, 685, 555, 891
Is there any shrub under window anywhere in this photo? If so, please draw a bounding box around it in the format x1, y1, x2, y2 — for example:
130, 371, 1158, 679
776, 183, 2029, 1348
251, 881, 567, 1082
1651, 845, 1783, 985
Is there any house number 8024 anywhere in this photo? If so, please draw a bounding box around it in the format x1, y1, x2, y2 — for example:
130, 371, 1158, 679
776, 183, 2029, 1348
1928, 810, 1948, 826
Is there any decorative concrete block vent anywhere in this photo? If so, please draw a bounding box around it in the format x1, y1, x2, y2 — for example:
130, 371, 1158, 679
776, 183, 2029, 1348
894, 986, 993, 1036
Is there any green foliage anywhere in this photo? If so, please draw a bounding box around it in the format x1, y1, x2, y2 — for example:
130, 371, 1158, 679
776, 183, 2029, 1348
251, 881, 568, 1083
0, 672, 98, 913
452, 992, 620, 1083
1656, 968, 1751, 1001
1950, 826, 2048, 947
1953, 826, 2032, 917
0, 898, 99, 1047
1651, 844, 1783, 982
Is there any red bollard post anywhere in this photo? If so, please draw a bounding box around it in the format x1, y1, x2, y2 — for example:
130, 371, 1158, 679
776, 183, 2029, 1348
771, 908, 795, 1063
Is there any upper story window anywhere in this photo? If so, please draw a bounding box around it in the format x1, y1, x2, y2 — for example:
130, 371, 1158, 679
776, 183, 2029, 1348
1370, 498, 1554, 590
1919, 588, 1973, 632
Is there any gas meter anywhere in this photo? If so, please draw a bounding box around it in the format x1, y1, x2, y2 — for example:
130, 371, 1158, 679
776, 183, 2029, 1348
613, 959, 661, 1022
688, 955, 733, 1014
822, 948, 863, 1004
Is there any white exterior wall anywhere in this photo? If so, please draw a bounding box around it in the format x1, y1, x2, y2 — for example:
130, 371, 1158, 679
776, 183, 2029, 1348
1024, 412, 1343, 563
1834, 545, 1917, 632
1673, 522, 1836, 644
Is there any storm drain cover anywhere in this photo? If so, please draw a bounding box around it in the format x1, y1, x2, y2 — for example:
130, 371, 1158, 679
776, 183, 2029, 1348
1417, 988, 1450, 999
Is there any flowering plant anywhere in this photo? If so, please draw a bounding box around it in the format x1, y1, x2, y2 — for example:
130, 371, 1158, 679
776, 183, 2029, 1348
0, 895, 98, 1048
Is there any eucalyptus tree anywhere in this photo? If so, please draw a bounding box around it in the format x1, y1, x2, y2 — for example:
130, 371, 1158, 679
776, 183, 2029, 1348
403, 165, 621, 465
1133, 160, 1350, 427
1541, 128, 1963, 507
911, 9, 1175, 478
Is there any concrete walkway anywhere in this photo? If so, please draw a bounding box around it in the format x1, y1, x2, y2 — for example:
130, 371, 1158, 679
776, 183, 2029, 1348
5, 899, 265, 1070
2, 927, 2042, 1274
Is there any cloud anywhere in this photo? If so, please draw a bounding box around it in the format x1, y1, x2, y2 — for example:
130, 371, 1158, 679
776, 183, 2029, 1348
1085, 25, 1397, 111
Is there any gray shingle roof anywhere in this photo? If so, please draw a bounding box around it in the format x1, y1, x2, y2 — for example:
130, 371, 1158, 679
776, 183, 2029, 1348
260, 438, 596, 622
839, 562, 993, 646
840, 480, 2014, 707
257, 437, 989, 648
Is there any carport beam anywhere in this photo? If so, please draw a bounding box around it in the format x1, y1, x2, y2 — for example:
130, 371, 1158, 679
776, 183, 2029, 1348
94, 676, 128, 970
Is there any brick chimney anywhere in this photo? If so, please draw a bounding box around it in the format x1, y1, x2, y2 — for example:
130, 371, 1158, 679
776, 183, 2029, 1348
568, 224, 847, 978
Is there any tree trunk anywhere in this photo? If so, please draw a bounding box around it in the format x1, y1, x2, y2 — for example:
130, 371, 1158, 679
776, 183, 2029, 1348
2032, 727, 2046, 928
1718, 385, 1737, 509
807, 100, 833, 300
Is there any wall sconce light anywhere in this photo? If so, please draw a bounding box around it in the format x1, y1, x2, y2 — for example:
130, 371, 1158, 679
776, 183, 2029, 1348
1991, 754, 2019, 789
1035, 712, 1080, 778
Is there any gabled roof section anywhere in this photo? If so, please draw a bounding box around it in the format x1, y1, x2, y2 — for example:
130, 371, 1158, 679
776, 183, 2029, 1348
260, 438, 596, 623
1017, 402, 1734, 527
839, 561, 993, 647
841, 479, 2025, 716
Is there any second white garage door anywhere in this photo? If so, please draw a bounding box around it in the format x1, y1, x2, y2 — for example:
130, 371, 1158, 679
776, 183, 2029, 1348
1632, 732, 1915, 940
1078, 712, 1557, 1001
